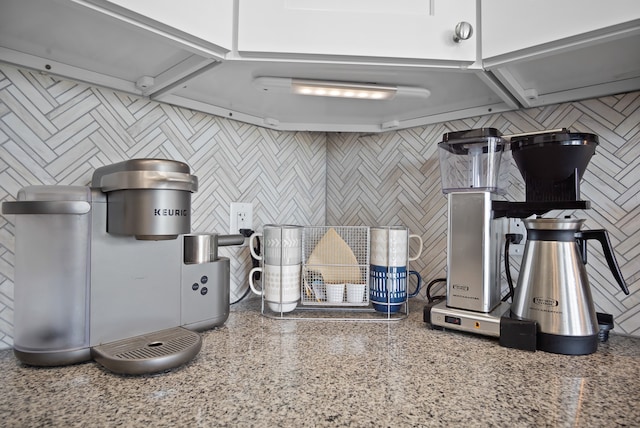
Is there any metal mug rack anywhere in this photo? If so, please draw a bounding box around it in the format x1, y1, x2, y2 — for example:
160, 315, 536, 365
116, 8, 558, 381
257, 226, 412, 321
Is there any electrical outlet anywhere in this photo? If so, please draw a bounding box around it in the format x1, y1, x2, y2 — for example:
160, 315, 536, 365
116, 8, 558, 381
508, 218, 526, 256
230, 202, 253, 234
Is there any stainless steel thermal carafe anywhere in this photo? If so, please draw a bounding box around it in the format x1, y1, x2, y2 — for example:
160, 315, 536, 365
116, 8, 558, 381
510, 218, 628, 355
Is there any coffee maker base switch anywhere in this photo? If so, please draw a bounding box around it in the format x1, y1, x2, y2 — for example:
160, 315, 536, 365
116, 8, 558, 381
424, 300, 510, 338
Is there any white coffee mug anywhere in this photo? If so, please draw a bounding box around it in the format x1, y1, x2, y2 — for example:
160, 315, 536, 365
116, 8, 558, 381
370, 226, 423, 267
249, 224, 302, 266
249, 263, 301, 313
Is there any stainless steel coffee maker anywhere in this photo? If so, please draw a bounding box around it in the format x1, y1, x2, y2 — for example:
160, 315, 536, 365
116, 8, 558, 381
2, 159, 243, 374
425, 128, 630, 355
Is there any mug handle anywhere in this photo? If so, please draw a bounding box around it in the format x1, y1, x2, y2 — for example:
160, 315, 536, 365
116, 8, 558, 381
408, 270, 422, 298
249, 267, 263, 295
408, 234, 423, 262
249, 232, 263, 260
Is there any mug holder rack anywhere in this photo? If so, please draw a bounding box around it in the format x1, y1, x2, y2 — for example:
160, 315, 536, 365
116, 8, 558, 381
259, 226, 410, 321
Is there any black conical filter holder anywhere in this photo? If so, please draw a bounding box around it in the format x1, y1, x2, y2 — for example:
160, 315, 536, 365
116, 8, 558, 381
492, 130, 599, 219
510, 130, 598, 203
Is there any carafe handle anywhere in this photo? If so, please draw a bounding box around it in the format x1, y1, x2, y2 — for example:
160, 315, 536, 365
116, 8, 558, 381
575, 230, 629, 295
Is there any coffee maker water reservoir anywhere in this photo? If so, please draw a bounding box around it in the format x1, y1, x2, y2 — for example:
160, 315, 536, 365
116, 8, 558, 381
6, 186, 92, 365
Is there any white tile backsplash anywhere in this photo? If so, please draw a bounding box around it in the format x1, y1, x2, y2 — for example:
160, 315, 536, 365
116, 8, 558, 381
0, 62, 638, 350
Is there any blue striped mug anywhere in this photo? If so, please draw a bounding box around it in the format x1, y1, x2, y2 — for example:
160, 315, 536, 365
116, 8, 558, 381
369, 264, 421, 313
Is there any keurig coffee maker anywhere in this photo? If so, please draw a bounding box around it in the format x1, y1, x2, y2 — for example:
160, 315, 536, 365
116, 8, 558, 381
2, 159, 244, 374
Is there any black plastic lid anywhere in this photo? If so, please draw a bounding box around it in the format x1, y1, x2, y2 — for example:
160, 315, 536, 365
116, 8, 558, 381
441, 128, 502, 142
511, 131, 599, 151
438, 128, 505, 155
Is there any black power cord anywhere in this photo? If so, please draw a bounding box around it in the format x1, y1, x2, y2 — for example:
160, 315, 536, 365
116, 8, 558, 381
230, 228, 259, 305
502, 233, 523, 302
426, 278, 447, 303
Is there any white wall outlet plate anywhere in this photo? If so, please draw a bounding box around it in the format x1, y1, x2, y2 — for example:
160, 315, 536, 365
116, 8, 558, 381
230, 202, 253, 234
508, 218, 526, 256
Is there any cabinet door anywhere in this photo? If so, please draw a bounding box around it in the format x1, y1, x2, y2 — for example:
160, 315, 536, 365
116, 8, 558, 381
238, 0, 477, 65
81, 0, 234, 55
481, 0, 640, 108
482, 0, 640, 60
0, 0, 218, 96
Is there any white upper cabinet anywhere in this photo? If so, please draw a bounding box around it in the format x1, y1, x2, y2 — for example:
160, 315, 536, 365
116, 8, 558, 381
482, 0, 640, 107
1, 0, 639, 132
237, 0, 478, 66
0, 0, 232, 97
81, 0, 234, 57
482, 0, 640, 60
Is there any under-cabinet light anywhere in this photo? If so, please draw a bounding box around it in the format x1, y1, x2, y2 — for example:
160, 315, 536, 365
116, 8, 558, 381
291, 79, 396, 100
253, 77, 430, 100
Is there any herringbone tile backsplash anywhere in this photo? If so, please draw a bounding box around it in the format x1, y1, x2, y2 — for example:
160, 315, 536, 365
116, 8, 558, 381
0, 63, 638, 348
326, 97, 640, 338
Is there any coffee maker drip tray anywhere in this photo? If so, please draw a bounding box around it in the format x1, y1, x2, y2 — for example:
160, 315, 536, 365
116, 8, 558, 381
91, 327, 202, 375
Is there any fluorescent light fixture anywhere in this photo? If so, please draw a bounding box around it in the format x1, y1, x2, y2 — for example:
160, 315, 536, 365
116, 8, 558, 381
253, 77, 430, 100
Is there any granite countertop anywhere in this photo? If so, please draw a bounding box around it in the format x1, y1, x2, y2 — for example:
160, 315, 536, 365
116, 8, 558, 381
1, 297, 639, 427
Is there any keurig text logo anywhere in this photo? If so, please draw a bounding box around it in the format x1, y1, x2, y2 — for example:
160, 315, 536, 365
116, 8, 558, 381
154, 209, 188, 216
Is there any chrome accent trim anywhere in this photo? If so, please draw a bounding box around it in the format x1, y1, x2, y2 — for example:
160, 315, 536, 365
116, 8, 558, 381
2, 200, 91, 215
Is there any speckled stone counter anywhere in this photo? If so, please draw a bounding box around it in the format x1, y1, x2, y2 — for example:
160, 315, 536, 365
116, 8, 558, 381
1, 297, 639, 427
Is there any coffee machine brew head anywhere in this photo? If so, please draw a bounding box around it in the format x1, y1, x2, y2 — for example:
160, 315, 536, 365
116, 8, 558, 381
509, 130, 598, 203
91, 159, 198, 240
